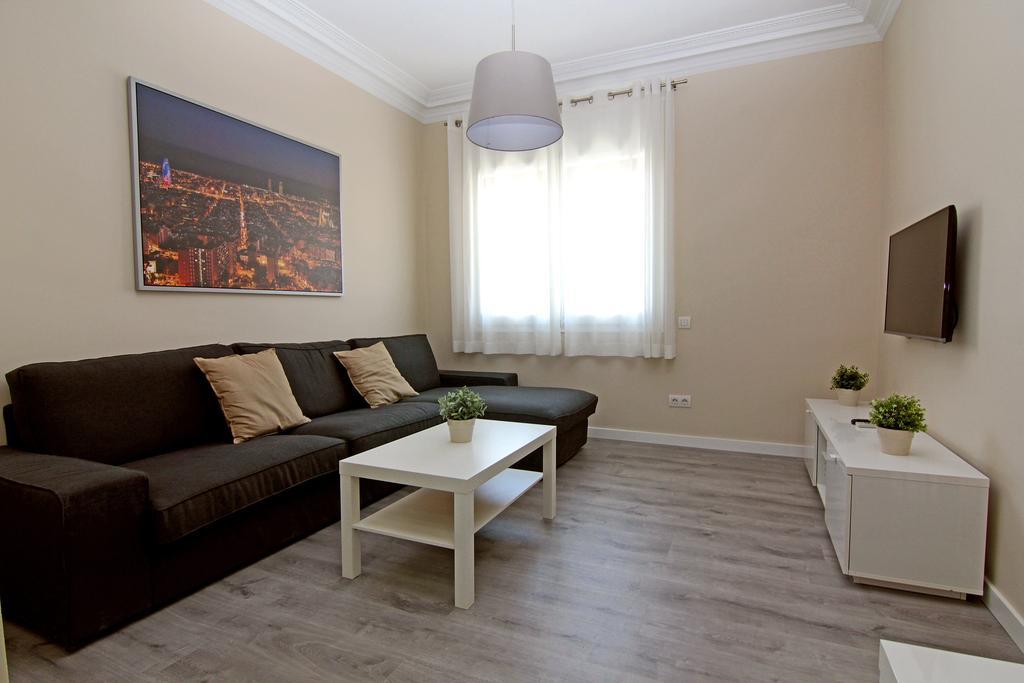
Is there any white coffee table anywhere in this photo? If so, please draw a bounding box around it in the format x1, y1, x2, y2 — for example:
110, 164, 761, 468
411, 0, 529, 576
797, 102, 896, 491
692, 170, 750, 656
339, 419, 556, 608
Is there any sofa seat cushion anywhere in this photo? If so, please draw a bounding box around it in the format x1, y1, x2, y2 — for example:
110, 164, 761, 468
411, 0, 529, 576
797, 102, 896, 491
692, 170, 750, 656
124, 435, 345, 544
291, 402, 442, 454
406, 386, 598, 429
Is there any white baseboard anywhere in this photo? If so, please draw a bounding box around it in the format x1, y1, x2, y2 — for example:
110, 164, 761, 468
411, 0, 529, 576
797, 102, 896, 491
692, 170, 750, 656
985, 579, 1024, 654
587, 426, 803, 458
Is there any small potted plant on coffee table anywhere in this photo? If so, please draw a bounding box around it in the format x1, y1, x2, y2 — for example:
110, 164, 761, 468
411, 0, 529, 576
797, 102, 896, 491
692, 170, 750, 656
869, 393, 927, 456
438, 386, 487, 443
831, 364, 870, 407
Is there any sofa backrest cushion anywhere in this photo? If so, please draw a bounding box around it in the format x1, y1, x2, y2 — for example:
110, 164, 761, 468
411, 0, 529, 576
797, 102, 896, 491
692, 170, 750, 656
232, 340, 363, 417
5, 344, 234, 464
347, 334, 441, 392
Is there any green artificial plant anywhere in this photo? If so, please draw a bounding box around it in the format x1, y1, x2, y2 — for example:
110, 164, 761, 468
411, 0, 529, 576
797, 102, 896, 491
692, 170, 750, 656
830, 364, 870, 391
438, 386, 487, 422
869, 393, 927, 432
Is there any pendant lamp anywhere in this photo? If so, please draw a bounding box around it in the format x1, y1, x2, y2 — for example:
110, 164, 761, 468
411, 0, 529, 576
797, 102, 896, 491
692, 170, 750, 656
466, 1, 562, 152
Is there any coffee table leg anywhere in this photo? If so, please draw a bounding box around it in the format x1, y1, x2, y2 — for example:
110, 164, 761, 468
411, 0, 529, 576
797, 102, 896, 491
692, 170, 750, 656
454, 491, 474, 609
543, 437, 556, 519
340, 474, 361, 579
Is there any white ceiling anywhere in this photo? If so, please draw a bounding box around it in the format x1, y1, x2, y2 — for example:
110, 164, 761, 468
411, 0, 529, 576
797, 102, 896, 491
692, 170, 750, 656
299, 0, 843, 90
207, 0, 901, 122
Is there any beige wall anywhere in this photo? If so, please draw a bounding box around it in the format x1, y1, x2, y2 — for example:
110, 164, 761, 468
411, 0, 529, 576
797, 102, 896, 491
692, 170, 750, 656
879, 0, 1024, 620
0, 0, 423, 443
420, 44, 885, 445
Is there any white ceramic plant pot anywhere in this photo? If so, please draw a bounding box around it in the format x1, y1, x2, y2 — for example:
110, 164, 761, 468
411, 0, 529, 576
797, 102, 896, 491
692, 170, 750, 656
447, 418, 476, 443
877, 427, 914, 456
836, 389, 861, 407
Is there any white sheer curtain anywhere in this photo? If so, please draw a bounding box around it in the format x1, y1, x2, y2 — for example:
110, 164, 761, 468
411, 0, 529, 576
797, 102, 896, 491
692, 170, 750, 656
448, 80, 675, 358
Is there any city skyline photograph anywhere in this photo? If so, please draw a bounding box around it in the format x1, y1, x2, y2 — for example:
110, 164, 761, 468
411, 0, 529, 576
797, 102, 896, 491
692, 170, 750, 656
131, 80, 343, 295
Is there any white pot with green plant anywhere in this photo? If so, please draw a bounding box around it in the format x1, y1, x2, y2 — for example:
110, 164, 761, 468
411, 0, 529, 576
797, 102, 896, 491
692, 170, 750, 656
831, 364, 869, 407
438, 386, 487, 443
869, 393, 927, 456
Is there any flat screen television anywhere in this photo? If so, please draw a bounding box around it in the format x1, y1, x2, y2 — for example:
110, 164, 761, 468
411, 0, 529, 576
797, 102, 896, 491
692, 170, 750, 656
884, 205, 958, 342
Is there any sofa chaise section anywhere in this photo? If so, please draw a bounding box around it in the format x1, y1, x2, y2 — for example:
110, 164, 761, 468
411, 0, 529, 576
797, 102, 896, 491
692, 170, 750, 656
348, 334, 598, 469
438, 369, 519, 387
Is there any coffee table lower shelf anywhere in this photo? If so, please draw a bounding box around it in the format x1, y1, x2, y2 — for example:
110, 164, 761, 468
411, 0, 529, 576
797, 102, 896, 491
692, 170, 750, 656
352, 468, 543, 549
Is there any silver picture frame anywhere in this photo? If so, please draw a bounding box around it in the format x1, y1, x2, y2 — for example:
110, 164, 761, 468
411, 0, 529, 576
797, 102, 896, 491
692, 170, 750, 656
128, 77, 344, 296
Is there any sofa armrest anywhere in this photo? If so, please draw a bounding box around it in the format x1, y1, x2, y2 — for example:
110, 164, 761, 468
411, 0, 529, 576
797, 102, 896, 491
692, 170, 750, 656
439, 370, 519, 387
2, 403, 18, 447
0, 448, 152, 645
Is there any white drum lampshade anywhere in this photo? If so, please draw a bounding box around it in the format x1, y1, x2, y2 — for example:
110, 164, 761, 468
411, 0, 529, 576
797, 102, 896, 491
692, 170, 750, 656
466, 50, 563, 152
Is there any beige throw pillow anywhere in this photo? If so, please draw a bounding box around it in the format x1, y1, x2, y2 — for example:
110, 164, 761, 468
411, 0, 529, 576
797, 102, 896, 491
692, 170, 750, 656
334, 342, 418, 408
194, 349, 310, 443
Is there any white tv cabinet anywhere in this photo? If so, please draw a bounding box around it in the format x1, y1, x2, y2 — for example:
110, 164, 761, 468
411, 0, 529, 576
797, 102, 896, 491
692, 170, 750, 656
803, 399, 989, 598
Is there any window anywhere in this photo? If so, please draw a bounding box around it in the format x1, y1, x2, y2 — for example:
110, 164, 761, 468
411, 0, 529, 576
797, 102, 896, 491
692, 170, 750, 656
447, 81, 675, 358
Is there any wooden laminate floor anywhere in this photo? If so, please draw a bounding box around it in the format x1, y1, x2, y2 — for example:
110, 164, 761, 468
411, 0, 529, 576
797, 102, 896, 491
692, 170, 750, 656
5, 439, 1022, 682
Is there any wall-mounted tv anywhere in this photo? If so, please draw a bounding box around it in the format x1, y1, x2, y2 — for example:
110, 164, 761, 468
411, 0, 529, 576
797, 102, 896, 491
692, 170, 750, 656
884, 205, 958, 342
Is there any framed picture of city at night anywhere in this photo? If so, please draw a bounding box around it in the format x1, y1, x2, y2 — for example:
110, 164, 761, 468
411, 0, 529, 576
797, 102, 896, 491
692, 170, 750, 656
129, 78, 343, 295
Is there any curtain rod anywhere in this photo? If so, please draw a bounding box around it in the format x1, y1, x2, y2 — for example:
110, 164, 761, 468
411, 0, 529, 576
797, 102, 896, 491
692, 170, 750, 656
445, 78, 687, 127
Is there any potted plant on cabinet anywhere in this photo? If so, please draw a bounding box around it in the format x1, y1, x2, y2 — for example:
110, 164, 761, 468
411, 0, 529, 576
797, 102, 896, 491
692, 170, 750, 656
869, 393, 927, 456
830, 364, 870, 406
438, 386, 487, 443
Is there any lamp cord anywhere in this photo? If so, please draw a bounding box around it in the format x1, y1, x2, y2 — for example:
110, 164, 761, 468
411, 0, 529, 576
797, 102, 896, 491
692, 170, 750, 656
511, 0, 516, 51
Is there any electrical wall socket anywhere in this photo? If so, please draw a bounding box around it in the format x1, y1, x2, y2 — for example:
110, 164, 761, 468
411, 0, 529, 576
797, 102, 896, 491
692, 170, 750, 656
668, 394, 691, 408
677, 316, 691, 329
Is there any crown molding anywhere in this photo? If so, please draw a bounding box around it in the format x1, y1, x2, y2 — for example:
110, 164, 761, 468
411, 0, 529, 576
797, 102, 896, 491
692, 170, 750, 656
205, 0, 902, 124
204, 0, 430, 119
865, 0, 903, 36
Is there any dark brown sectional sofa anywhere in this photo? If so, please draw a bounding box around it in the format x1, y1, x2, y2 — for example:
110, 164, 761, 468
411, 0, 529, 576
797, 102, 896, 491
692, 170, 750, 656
0, 334, 597, 647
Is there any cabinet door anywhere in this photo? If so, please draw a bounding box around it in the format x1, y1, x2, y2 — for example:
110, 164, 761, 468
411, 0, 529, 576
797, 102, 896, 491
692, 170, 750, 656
849, 477, 988, 594
803, 409, 818, 485
824, 451, 852, 573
